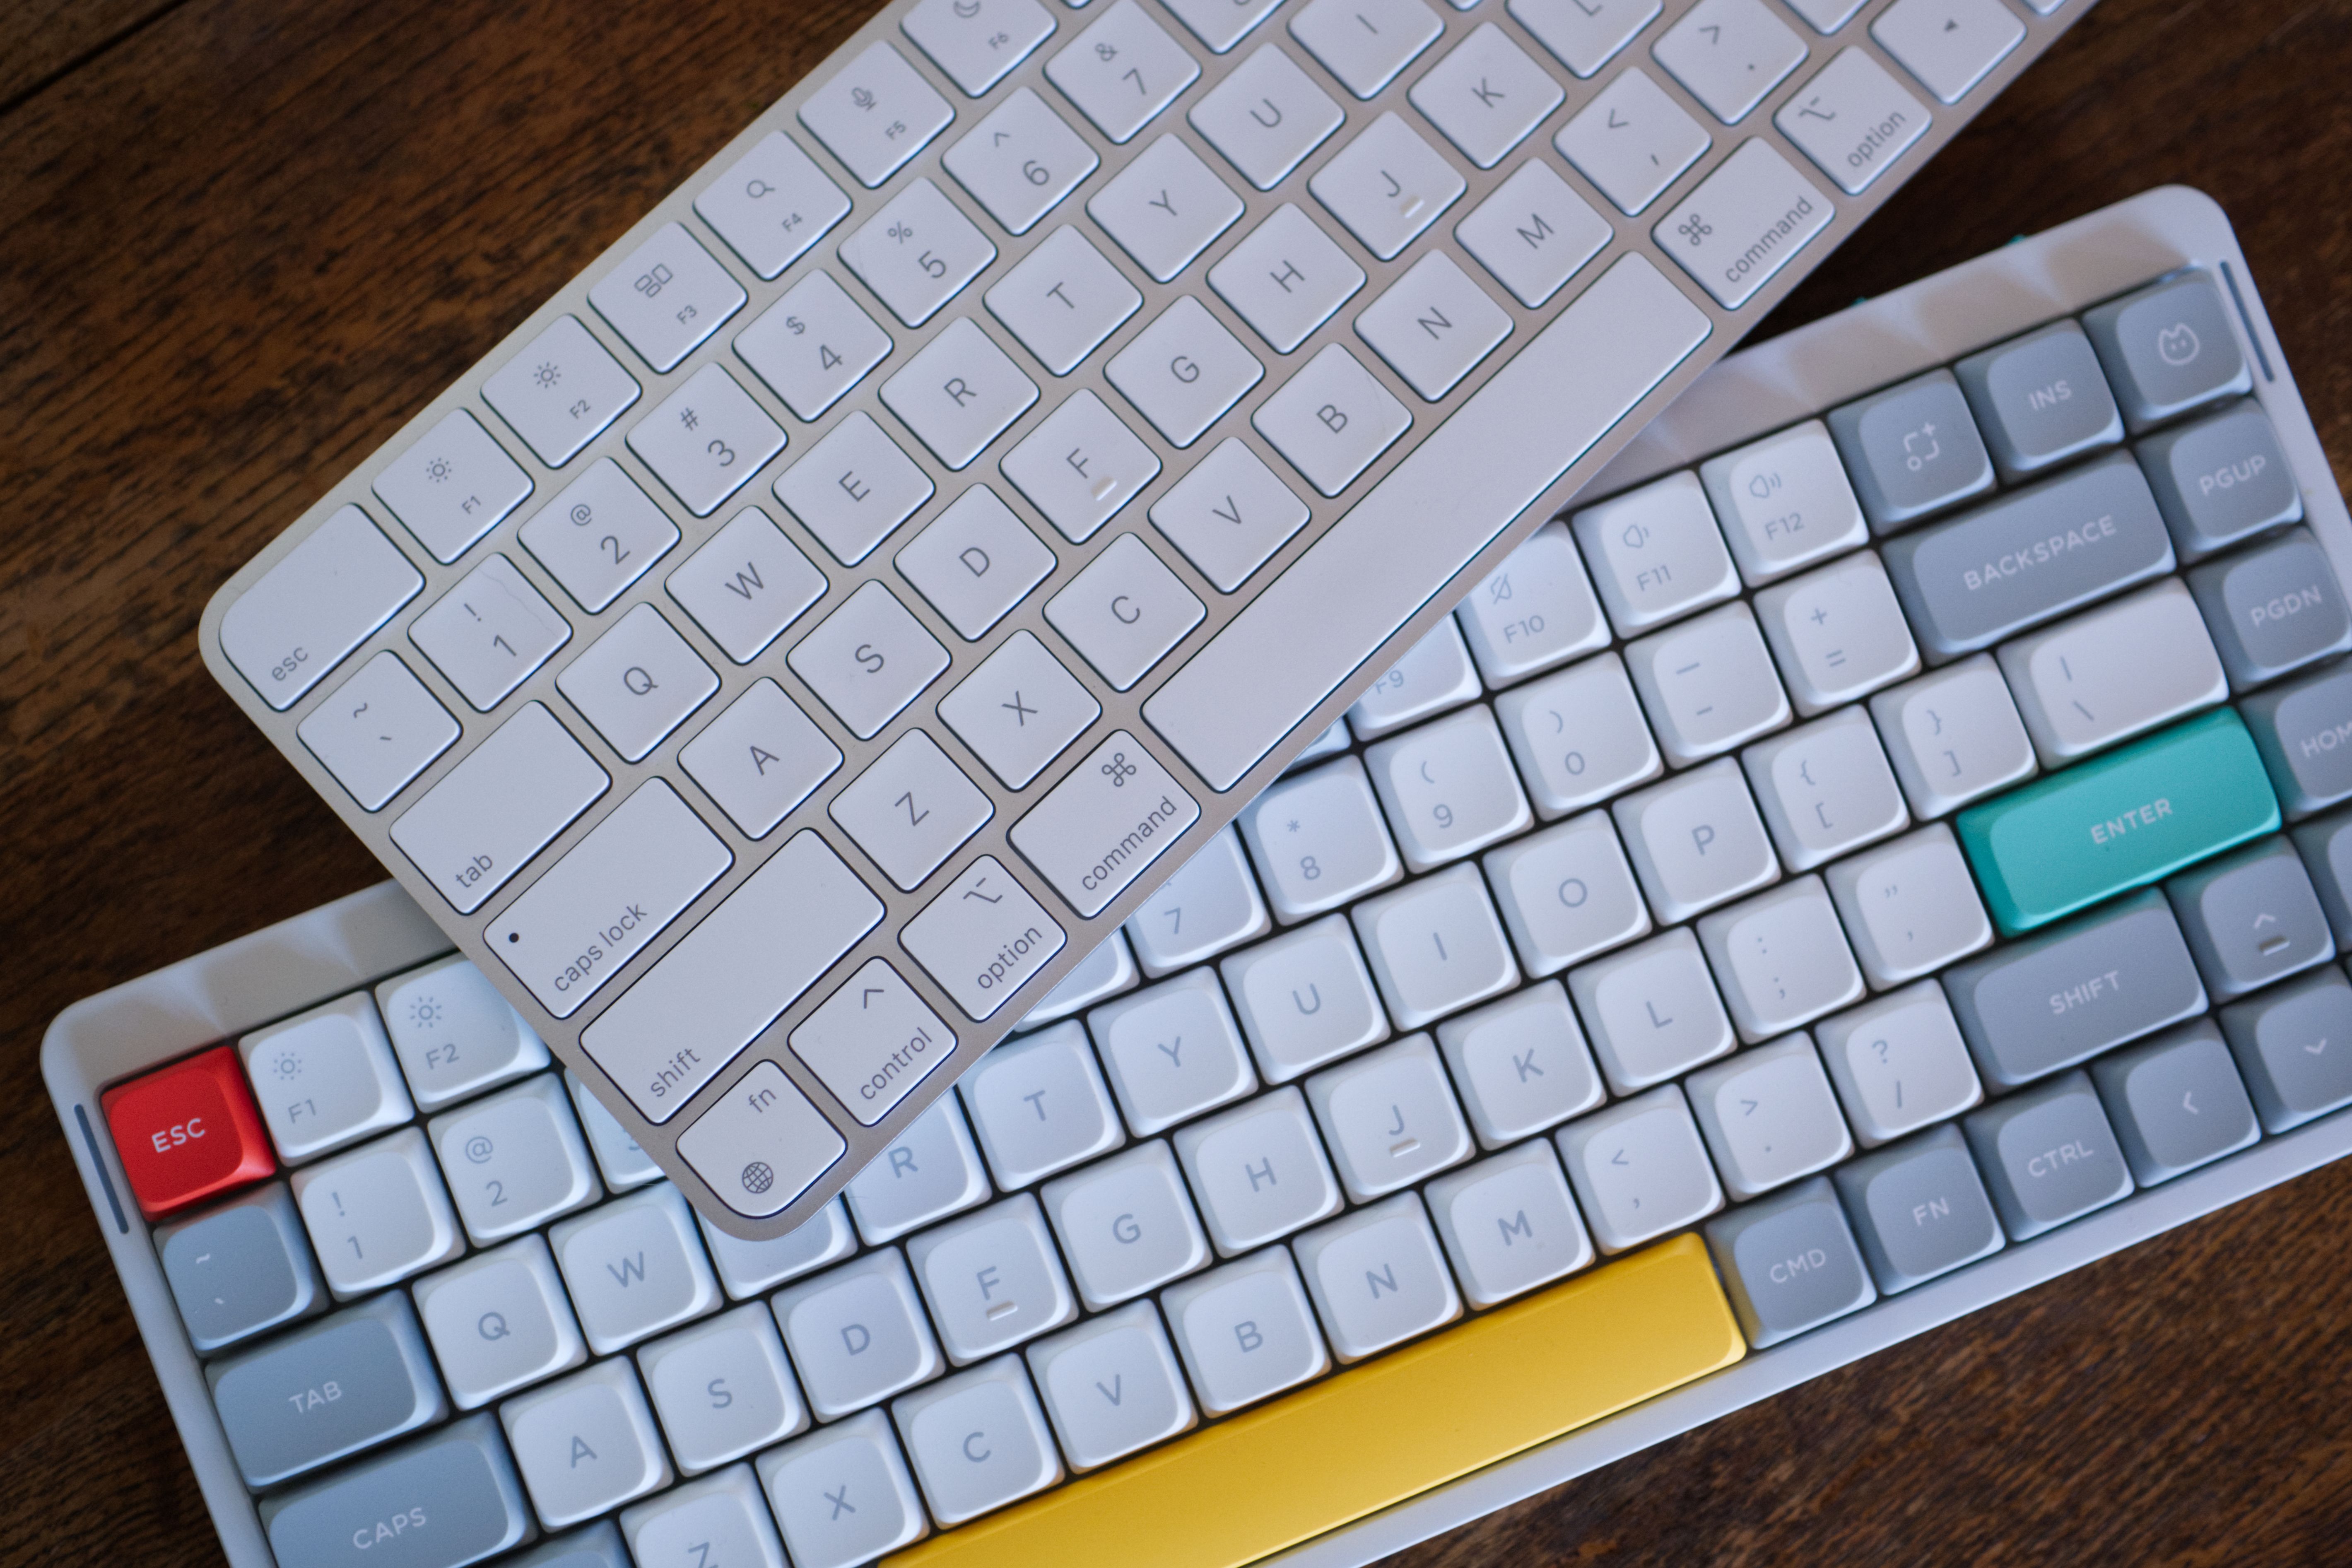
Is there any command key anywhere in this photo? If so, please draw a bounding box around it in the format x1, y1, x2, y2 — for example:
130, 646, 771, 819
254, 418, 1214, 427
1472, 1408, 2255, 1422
1011, 732, 1203, 917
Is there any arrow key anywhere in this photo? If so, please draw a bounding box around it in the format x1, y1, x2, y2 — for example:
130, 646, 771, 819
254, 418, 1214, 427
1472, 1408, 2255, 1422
2091, 1021, 2259, 1186
2166, 836, 2333, 1001
791, 958, 960, 1127
2218, 965, 2352, 1132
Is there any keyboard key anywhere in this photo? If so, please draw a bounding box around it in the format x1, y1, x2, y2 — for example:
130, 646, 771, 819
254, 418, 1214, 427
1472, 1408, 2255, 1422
1833, 1121, 2003, 1291
551, 1182, 722, 1354
851, 183, 1002, 334
1825, 369, 1993, 533
1365, 706, 1531, 871
412, 1234, 586, 1408
1952, 321, 2122, 482
1684, 1031, 1852, 1198
1311, 112, 1465, 260
1294, 1192, 1460, 1361
559, 605, 719, 764
239, 991, 412, 1163
2291, 809, 2352, 947
798, 41, 955, 188
757, 1411, 929, 1568
1122, 824, 1271, 975
1612, 756, 1780, 923
2092, 1021, 2260, 1185
2217, 965, 2352, 1132
1960, 1069, 2131, 1240
157, 1182, 320, 1351
1572, 470, 1740, 636
301, 651, 460, 811
2167, 835, 2331, 1001
1048, 0, 1200, 143
570, 1069, 663, 1190
1174, 1084, 1344, 1252
1348, 619, 1482, 740
2084, 270, 2254, 431
1423, 1138, 1592, 1304
1774, 46, 1929, 194
1821, 821, 1991, 988
1208, 202, 1365, 356
1655, 0, 1805, 124
892, 496, 1051, 648
1743, 706, 1908, 872
1701, 1173, 1874, 1346
1044, 533, 1206, 690
1870, 0, 2022, 104
1566, 927, 1735, 1093
1000, 389, 1160, 544
908, 1194, 1080, 1362
390, 701, 609, 911
629, 364, 787, 518
1653, 140, 1831, 309
882, 317, 1039, 471
1483, 812, 1652, 975
504, 1358, 673, 1527
1088, 968, 1260, 1132
1624, 600, 1791, 765
1015, 733, 1201, 917
734, 272, 894, 422
1224, 916, 1392, 1081
666, 508, 827, 665
678, 1062, 851, 1219
1289, 0, 1441, 97
1410, 23, 1563, 170
1305, 1032, 1474, 1199
640, 1305, 810, 1473
1190, 43, 1344, 190
830, 729, 995, 891
1752, 549, 1920, 716
904, 0, 1057, 95
483, 315, 642, 468
1162, 0, 1284, 51
1696, 875, 1863, 1041
1696, 418, 1868, 586
1355, 253, 1513, 405
895, 1356, 1065, 1523
2189, 527, 2352, 691
1553, 67, 1709, 216
407, 555, 569, 714
221, 503, 423, 712
1454, 160, 1611, 312
1493, 653, 1664, 817
1511, 0, 1660, 77
1240, 756, 1403, 922
1558, 1082, 1724, 1252
1026, 1302, 1197, 1469
292, 1126, 464, 1297
846, 1096, 993, 1243
520, 457, 680, 613
696, 131, 852, 281
983, 225, 1142, 376
772, 1248, 945, 1417
699, 1196, 858, 1297
1022, 938, 1143, 1034
590, 222, 746, 375
2137, 400, 2303, 560
1254, 342, 1411, 496
1453, 520, 1609, 684
960, 1019, 1125, 1187
623, 1463, 789, 1567
2242, 660, 2352, 817
1161, 1246, 1329, 1412
374, 409, 533, 564
678, 679, 841, 838
791, 580, 951, 738
2000, 580, 2226, 767
427, 1074, 597, 1244
1352, 865, 1519, 1028
1041, 1140, 1210, 1308
1868, 654, 2035, 820
262, 1414, 529, 1568
1814, 979, 1981, 1145
901, 855, 1069, 1020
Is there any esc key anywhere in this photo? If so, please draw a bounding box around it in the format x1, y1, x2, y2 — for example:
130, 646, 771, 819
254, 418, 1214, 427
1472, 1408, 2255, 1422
100, 1045, 275, 1218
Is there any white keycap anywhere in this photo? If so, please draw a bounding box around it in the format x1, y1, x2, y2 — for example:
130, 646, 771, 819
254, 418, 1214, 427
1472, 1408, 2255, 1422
667, 508, 828, 664
1123, 827, 1272, 975
1653, 140, 1834, 309
1365, 706, 1531, 872
798, 41, 955, 188
1685, 1033, 1852, 1199
389, 701, 608, 913
1189, 43, 1344, 190
1435, 980, 1605, 1149
1410, 23, 1563, 169
771, 1248, 945, 1418
757, 1411, 929, 1568
1823, 821, 1992, 988
829, 729, 994, 891
1239, 756, 1402, 921
557, 602, 718, 762
1454, 159, 1613, 310
1451, 521, 1608, 685
773, 413, 935, 568
696, 130, 852, 281
1553, 67, 1709, 215
1815, 978, 1983, 1144
734, 272, 894, 422
1147, 438, 1311, 595
880, 317, 1039, 470
590, 222, 747, 374
1869, 653, 2037, 819
378, 956, 548, 1111
1000, 390, 1161, 544
1354, 252, 1513, 405
1614, 756, 1780, 922
518, 458, 678, 614
1509, 0, 1660, 77
1305, 1033, 1473, 1199
504, 1358, 673, 1527
1106, 295, 1264, 447
906, 1194, 1079, 1362
429, 1074, 598, 1244
292, 1127, 464, 1298
1041, 1140, 1210, 1308
374, 409, 533, 564
290, 633, 448, 792
699, 1198, 859, 1298
1096, 137, 1253, 291
1743, 705, 1909, 871
895, 484, 1058, 640
894, 1356, 1063, 1524
1557, 1083, 1725, 1252
679, 679, 841, 838
1482, 810, 1653, 975
1624, 601, 1792, 765
1652, 0, 1807, 123
1043, 532, 1205, 689
551, 1183, 722, 1354
903, 0, 1057, 95
1255, 342, 1412, 496
483, 315, 641, 468
569, 1069, 663, 1190
1697, 874, 1865, 1041
1495, 652, 1665, 817
901, 856, 1068, 1021
1022, 930, 1141, 1027
1753, 549, 1921, 714
412, 1235, 586, 1409
1221, 915, 1391, 1081
224, 504, 423, 711
1782, 0, 1866, 30
1567, 926, 1736, 1093
932, 633, 1094, 791
1573, 470, 1739, 636
1352, 865, 1520, 1029
1293, 1192, 1460, 1361
677, 1067, 854, 1224
1207, 203, 1364, 358
1347, 617, 1482, 740
624, 1464, 789, 1568
1309, 112, 1465, 260
844, 1097, 993, 1243
959, 1019, 1125, 1189
1871, 0, 2022, 104
1087, 968, 1260, 1132
789, 581, 950, 738
1998, 580, 2227, 766
1025, 1302, 1196, 1469
1161, 1247, 1329, 1413
240, 992, 413, 1162
1174, 1086, 1344, 1252
1048, 1, 1200, 143
641, 1304, 810, 1473
1697, 419, 1867, 586
1289, 0, 1442, 98
1775, 48, 1932, 195
1425, 1140, 1594, 1305
983, 226, 1143, 376
1163, 0, 1283, 51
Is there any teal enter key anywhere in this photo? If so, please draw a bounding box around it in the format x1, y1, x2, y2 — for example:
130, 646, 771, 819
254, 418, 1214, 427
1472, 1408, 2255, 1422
1956, 707, 2280, 936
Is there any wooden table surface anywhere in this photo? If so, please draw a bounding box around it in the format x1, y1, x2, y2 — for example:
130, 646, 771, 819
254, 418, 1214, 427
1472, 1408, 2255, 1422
6, 0, 2350, 1561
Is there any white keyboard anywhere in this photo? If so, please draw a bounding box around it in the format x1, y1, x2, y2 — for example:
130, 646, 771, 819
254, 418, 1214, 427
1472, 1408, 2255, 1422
200, 0, 2087, 1236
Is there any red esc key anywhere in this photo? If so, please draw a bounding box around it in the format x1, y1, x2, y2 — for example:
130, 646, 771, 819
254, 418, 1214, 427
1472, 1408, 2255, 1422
101, 1045, 275, 1218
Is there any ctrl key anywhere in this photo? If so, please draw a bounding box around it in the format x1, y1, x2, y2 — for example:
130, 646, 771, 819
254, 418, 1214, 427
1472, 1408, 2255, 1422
101, 1044, 275, 1219
260, 1412, 529, 1568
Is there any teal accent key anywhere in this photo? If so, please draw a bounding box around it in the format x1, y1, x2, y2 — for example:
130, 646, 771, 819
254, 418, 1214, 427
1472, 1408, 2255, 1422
1956, 707, 2280, 935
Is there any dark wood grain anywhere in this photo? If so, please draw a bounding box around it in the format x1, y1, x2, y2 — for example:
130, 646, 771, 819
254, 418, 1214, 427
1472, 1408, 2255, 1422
1, 0, 2346, 1561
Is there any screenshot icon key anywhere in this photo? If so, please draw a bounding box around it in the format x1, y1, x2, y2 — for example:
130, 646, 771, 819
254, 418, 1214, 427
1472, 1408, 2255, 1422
101, 1045, 275, 1217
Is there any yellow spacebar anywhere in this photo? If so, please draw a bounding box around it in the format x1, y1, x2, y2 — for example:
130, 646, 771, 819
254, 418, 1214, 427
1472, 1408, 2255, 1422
889, 1235, 1743, 1568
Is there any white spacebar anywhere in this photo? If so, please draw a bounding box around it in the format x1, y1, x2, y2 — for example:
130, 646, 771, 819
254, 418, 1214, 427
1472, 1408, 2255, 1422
1143, 255, 1712, 792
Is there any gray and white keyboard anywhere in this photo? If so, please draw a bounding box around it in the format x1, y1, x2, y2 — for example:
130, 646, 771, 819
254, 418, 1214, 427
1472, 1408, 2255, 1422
198, 0, 2087, 1238
60, 187, 2352, 1568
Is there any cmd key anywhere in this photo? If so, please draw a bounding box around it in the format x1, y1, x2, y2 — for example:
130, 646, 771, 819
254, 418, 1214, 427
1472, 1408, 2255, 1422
101, 1044, 276, 1219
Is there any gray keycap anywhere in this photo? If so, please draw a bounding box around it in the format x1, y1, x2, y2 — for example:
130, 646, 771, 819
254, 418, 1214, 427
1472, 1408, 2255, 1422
2289, 809, 2352, 949
1830, 1123, 2003, 1294
2186, 528, 2352, 690
2164, 836, 2330, 1001
2082, 271, 2253, 432
1826, 369, 1996, 534
207, 1291, 445, 1487
260, 1412, 530, 1568
1953, 322, 2123, 482
2217, 964, 2352, 1132
1880, 450, 2174, 660
1702, 1175, 1875, 1347
2090, 1020, 2260, 1185
155, 1180, 321, 1353
1960, 1070, 2131, 1240
507, 1520, 630, 1567
2240, 660, 2352, 817
2135, 400, 2302, 559
1942, 889, 2207, 1089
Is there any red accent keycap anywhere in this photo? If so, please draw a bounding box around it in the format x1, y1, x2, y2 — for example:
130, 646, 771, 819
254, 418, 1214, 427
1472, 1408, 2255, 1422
101, 1044, 275, 1218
